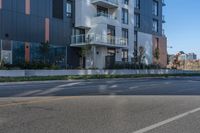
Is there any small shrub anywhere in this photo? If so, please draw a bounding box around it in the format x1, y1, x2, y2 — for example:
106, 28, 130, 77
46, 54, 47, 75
106, 62, 162, 70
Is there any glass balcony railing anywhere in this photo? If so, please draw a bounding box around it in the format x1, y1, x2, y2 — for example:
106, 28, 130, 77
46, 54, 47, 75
96, 12, 117, 20
71, 33, 128, 47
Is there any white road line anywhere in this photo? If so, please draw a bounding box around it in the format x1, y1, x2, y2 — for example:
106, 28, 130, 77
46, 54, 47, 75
38, 82, 82, 95
14, 90, 42, 97
133, 107, 200, 133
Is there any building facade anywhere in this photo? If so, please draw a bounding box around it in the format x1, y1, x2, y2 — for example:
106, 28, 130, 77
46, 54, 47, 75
187, 53, 197, 60
134, 0, 167, 67
0, 0, 167, 69
178, 53, 197, 61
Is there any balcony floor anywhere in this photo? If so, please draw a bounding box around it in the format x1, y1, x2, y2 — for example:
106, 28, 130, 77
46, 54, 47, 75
91, 0, 118, 8
70, 42, 127, 48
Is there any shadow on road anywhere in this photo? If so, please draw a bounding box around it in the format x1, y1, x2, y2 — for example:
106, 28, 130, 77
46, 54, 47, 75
1, 77, 200, 97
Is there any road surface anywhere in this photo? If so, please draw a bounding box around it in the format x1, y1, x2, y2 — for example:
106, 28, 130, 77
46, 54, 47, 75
1, 77, 200, 133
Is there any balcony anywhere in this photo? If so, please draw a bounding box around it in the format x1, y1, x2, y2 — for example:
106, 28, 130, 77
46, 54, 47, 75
92, 12, 120, 27
162, 29, 166, 36
91, 0, 119, 8
162, 0, 166, 6
71, 33, 127, 48
162, 15, 166, 23
96, 12, 117, 20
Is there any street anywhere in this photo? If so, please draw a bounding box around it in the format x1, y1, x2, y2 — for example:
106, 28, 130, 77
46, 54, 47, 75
1, 77, 200, 133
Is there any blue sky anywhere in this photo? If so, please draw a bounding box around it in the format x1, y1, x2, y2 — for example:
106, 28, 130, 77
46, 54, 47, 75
165, 0, 200, 58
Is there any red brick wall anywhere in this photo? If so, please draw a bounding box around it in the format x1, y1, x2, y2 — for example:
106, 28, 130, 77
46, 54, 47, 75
152, 36, 167, 67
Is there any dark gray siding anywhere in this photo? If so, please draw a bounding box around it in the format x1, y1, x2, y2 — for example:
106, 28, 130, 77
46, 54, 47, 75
0, 10, 44, 43
0, 0, 80, 67
135, 0, 164, 36
0, 0, 74, 46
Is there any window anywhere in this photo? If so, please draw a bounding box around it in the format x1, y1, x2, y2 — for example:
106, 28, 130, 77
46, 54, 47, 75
53, 0, 64, 19
134, 31, 137, 43
122, 28, 128, 45
72, 28, 85, 44
123, 0, 129, 5
122, 50, 128, 62
134, 0, 140, 9
153, 0, 158, 16
153, 19, 159, 32
122, 8, 129, 24
97, 6, 108, 17
155, 38, 159, 48
107, 25, 116, 44
66, 1, 72, 17
134, 13, 140, 28
134, 31, 138, 58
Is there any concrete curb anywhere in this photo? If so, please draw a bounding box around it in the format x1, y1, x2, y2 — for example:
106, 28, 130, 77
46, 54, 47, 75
0, 69, 199, 77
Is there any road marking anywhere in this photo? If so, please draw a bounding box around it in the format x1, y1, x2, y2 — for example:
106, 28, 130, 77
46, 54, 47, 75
133, 106, 200, 133
0, 97, 74, 108
14, 90, 42, 97
38, 82, 82, 95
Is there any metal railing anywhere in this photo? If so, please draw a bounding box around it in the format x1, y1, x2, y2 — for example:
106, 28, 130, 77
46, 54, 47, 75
71, 33, 128, 47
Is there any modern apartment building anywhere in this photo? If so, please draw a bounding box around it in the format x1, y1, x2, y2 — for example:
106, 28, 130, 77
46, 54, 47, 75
178, 53, 197, 61
0, 0, 74, 67
187, 53, 197, 60
134, 0, 167, 67
0, 0, 167, 69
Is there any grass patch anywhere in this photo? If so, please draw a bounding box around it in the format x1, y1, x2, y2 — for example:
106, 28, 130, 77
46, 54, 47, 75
0, 73, 200, 83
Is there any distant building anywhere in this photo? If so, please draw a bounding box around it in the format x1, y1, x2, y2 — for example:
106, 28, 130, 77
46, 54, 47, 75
177, 52, 197, 61
168, 52, 199, 70
168, 54, 175, 63
187, 53, 197, 60
178, 54, 188, 61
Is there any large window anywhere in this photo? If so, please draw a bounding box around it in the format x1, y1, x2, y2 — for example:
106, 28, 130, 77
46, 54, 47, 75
134, 31, 138, 58
122, 50, 128, 62
134, 13, 140, 28
123, 0, 129, 5
66, 1, 72, 17
134, 0, 140, 9
122, 8, 129, 24
153, 0, 158, 16
107, 25, 116, 44
122, 28, 128, 45
97, 6, 108, 17
153, 19, 159, 32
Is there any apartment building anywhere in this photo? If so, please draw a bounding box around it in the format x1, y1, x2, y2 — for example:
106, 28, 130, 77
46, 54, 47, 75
0, 0, 75, 67
134, 0, 167, 67
187, 53, 197, 60
71, 0, 134, 68
0, 0, 167, 69
178, 53, 197, 61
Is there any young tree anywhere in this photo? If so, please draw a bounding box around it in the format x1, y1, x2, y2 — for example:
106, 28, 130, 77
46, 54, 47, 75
154, 47, 160, 65
172, 53, 181, 69
138, 46, 146, 65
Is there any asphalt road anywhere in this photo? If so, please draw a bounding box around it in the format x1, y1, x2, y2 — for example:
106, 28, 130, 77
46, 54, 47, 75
1, 77, 200, 133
